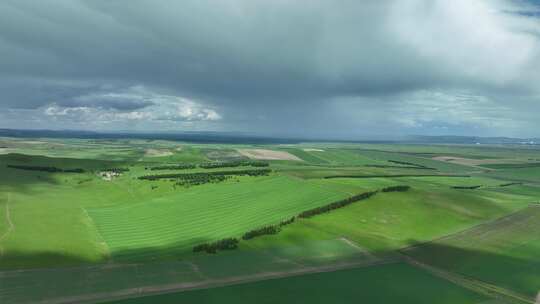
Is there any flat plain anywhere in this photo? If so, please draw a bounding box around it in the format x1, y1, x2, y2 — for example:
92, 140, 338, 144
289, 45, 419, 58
0, 136, 539, 304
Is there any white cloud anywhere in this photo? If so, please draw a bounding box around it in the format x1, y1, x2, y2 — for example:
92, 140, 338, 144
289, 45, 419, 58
388, 0, 540, 87
41, 86, 222, 124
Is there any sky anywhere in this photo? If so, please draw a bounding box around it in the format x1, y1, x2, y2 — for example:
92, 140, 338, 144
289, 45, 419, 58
1, 0, 540, 139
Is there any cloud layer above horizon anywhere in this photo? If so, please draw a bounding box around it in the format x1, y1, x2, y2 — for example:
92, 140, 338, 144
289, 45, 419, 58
1, 0, 540, 138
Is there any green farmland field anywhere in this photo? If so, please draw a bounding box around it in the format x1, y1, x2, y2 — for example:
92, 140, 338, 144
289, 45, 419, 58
1, 137, 539, 304
403, 205, 540, 297
104, 263, 489, 304
87, 175, 354, 261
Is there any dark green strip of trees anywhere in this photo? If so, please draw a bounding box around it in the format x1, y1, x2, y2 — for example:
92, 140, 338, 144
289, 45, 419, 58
242, 225, 281, 240
298, 190, 378, 218
138, 168, 271, 181
192, 237, 239, 254
149, 164, 196, 170
451, 185, 482, 189
324, 174, 470, 179
241, 216, 296, 240
193, 186, 410, 253
199, 161, 269, 169
175, 175, 230, 187
499, 182, 522, 187
388, 160, 436, 170
106, 167, 130, 173
7, 165, 85, 173
381, 185, 411, 192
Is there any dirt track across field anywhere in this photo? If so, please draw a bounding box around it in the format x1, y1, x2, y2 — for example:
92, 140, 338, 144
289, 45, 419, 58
0, 193, 14, 256
31, 258, 396, 304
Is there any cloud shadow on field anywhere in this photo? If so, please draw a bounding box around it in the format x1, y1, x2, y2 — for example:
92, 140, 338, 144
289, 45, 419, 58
1, 241, 539, 303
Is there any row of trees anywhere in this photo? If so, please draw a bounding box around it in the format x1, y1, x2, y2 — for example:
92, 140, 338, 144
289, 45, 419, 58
138, 168, 272, 181
381, 185, 411, 192
193, 237, 239, 254
144, 161, 269, 172
242, 225, 281, 240
241, 216, 296, 240
199, 161, 269, 169
148, 164, 196, 170
451, 185, 482, 190
7, 165, 85, 173
298, 190, 379, 218
388, 160, 435, 170
499, 182, 522, 187
193, 186, 410, 254
175, 175, 229, 187
106, 167, 130, 173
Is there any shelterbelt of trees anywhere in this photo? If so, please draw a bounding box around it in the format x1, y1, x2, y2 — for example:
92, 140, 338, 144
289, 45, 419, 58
146, 161, 269, 171
148, 164, 196, 170
7, 164, 85, 173
387, 160, 436, 170
193, 185, 410, 254
199, 160, 269, 169
138, 168, 272, 181
193, 238, 239, 254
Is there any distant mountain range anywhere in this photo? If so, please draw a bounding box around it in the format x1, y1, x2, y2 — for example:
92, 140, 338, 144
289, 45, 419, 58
0, 128, 538, 145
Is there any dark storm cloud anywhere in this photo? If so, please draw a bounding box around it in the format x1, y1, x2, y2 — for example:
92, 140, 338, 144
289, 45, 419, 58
1, 0, 540, 137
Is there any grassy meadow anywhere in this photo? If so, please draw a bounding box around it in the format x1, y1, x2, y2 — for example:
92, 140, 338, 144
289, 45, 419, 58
0, 137, 539, 303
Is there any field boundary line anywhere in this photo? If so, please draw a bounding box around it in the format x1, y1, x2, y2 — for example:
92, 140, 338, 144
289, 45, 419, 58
80, 207, 111, 260
339, 237, 377, 260
33, 258, 399, 304
0, 193, 14, 256
399, 205, 540, 253
402, 255, 534, 304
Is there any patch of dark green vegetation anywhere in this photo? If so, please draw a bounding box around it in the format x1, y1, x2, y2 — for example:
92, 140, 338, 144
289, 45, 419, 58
138, 168, 272, 181
105, 167, 130, 173
199, 160, 269, 169
381, 185, 411, 192
192, 238, 239, 254
241, 216, 296, 240
480, 163, 540, 169
499, 182, 523, 187
324, 174, 470, 179
388, 160, 436, 170
451, 185, 482, 190
148, 164, 196, 170
279, 216, 296, 227
7, 164, 85, 173
175, 175, 230, 187
242, 225, 281, 240
298, 190, 379, 218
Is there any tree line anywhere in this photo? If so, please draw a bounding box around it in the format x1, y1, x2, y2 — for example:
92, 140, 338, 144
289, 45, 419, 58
451, 185, 482, 190
381, 185, 410, 192
193, 237, 239, 254
7, 165, 85, 173
388, 160, 436, 170
175, 175, 230, 187
148, 164, 196, 170
193, 186, 410, 253
298, 190, 379, 218
199, 161, 269, 169
138, 168, 272, 181
241, 216, 295, 240
499, 182, 522, 187
106, 167, 130, 173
